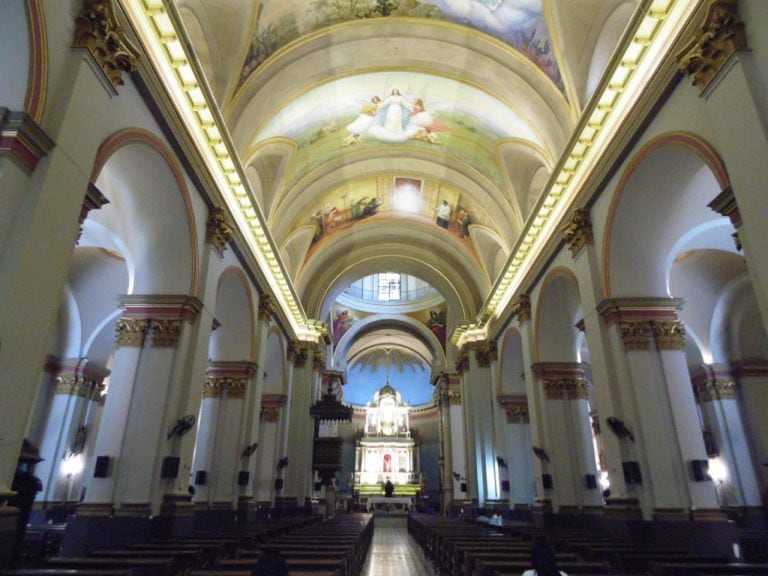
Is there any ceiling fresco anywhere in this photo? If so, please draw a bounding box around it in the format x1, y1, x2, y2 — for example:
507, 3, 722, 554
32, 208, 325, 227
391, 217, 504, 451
255, 71, 542, 194
238, 0, 562, 90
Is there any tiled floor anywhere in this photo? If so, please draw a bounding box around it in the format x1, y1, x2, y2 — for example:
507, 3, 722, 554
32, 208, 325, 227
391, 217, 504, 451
360, 515, 438, 576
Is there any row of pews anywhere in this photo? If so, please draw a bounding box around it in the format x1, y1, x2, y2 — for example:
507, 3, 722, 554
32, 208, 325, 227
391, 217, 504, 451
407, 514, 768, 576
2, 513, 373, 576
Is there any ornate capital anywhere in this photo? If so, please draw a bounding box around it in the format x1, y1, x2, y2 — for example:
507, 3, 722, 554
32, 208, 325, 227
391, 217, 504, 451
678, 0, 749, 95
313, 353, 326, 373
511, 294, 531, 325
116, 318, 149, 347
474, 341, 498, 367
202, 379, 225, 398
619, 320, 652, 351
261, 394, 287, 422
226, 379, 248, 399
205, 207, 233, 255
561, 209, 593, 257
287, 341, 309, 368
651, 320, 686, 351
0, 108, 55, 172
541, 378, 590, 400
148, 319, 183, 347
455, 347, 469, 375
694, 379, 738, 402
258, 294, 275, 322
116, 295, 202, 348
498, 395, 529, 423
447, 390, 462, 405
73, 0, 139, 90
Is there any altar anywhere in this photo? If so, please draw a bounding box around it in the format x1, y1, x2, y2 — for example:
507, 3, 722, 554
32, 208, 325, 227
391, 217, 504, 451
366, 496, 413, 512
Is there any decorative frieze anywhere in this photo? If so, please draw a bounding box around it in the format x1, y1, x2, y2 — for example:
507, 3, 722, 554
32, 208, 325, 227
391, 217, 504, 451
287, 341, 309, 368
226, 379, 248, 399
0, 108, 55, 172
258, 294, 275, 322
205, 207, 233, 255
511, 294, 531, 325
447, 390, 462, 405
73, 0, 139, 90
561, 209, 594, 257
651, 320, 686, 351
678, 0, 749, 95
202, 379, 225, 398
48, 357, 110, 401
498, 395, 529, 423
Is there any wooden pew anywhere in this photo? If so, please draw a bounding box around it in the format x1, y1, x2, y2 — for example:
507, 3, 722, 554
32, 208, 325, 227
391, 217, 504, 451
44, 558, 171, 576
88, 549, 202, 573
651, 561, 768, 576
475, 559, 610, 576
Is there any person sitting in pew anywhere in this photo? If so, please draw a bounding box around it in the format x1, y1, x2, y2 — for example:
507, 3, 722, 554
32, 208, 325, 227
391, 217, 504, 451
523, 536, 568, 576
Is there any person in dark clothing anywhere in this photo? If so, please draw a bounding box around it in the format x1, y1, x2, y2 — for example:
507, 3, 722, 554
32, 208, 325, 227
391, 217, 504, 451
384, 479, 394, 498
251, 548, 288, 576
524, 536, 566, 576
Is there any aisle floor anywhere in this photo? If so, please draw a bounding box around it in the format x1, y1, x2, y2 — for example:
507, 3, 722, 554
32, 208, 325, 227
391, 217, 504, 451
360, 515, 438, 576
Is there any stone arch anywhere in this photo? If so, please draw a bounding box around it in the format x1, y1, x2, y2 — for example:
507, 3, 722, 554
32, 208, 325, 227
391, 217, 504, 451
534, 267, 582, 362
210, 267, 256, 362
263, 326, 287, 395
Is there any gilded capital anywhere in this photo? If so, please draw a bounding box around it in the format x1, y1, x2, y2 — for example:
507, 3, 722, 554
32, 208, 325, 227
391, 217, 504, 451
73, 0, 139, 90
511, 294, 531, 325
618, 320, 652, 351
202, 379, 225, 398
226, 379, 248, 399
313, 353, 327, 373
474, 341, 498, 367
261, 406, 281, 422
542, 378, 590, 400
651, 320, 686, 351
258, 294, 275, 322
678, 0, 749, 95
498, 395, 529, 423
206, 207, 233, 255
288, 341, 309, 368
448, 390, 462, 405
562, 209, 593, 257
148, 319, 183, 348
455, 347, 469, 375
694, 379, 738, 402
115, 318, 149, 347
261, 394, 287, 422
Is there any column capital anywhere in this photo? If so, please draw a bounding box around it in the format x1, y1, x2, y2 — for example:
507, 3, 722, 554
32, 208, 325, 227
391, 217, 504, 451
258, 293, 276, 322
261, 394, 287, 422
205, 207, 233, 256
691, 364, 738, 402
678, 0, 749, 96
313, 352, 327, 373
287, 341, 311, 368
650, 320, 686, 351
708, 187, 742, 250
561, 209, 593, 258
116, 295, 203, 348
47, 357, 110, 400
455, 347, 469, 375
73, 0, 138, 91
598, 297, 685, 351
510, 294, 531, 325
532, 362, 591, 400
730, 358, 768, 378
498, 395, 529, 423
0, 107, 55, 172
474, 340, 498, 367
205, 361, 257, 399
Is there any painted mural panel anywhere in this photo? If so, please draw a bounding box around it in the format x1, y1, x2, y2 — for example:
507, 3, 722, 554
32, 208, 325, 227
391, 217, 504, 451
239, 1, 562, 90
256, 72, 537, 194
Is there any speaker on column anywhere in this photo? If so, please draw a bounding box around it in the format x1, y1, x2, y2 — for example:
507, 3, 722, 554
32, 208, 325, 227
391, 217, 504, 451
274, 478, 284, 490
237, 471, 250, 486
161, 456, 180, 479
622, 461, 642, 484
94, 456, 110, 478
194, 470, 207, 485
501, 480, 510, 492
314, 482, 322, 492
585, 474, 597, 490
460, 482, 468, 493
542, 474, 553, 490
691, 459, 711, 481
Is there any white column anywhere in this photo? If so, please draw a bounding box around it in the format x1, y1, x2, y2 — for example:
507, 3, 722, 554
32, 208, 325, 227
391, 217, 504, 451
732, 360, 768, 504
498, 396, 534, 508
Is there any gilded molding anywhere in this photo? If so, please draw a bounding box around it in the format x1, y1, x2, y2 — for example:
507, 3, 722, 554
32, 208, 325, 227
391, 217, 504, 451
260, 407, 280, 422
202, 379, 225, 398
258, 293, 275, 322
73, 0, 139, 90
618, 320, 652, 351
54, 375, 78, 395
562, 209, 594, 257
678, 0, 749, 95
205, 207, 233, 255
511, 294, 531, 325
0, 107, 55, 172
448, 390, 462, 405
651, 320, 686, 351
226, 379, 247, 399
541, 378, 590, 400
260, 396, 287, 422
115, 318, 149, 347
148, 318, 183, 347
287, 341, 309, 368
694, 379, 738, 402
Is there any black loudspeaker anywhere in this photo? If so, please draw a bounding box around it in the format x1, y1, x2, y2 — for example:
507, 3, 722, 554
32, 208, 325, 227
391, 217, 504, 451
460, 482, 468, 493
237, 471, 250, 486
194, 470, 207, 485
94, 456, 110, 478
691, 459, 711, 482
622, 461, 642, 484
585, 474, 597, 490
274, 478, 284, 490
314, 482, 322, 492
501, 480, 510, 492
161, 456, 180, 479
542, 474, 553, 490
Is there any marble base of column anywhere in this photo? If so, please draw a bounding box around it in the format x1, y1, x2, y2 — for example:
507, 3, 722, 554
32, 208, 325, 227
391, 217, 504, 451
0, 506, 19, 569
653, 507, 689, 522
209, 501, 234, 511
324, 487, 336, 518
604, 497, 643, 521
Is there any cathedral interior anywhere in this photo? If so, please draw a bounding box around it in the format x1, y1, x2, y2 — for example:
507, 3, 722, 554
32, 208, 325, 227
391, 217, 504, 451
2, 0, 768, 570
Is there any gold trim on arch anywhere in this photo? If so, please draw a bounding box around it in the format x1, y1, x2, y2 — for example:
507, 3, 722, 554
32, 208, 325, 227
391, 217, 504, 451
90, 128, 201, 298
601, 131, 732, 298
24, 0, 48, 123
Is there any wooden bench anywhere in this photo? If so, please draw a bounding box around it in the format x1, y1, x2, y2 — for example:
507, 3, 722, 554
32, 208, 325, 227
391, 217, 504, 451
475, 559, 610, 576
651, 561, 768, 576
44, 558, 171, 576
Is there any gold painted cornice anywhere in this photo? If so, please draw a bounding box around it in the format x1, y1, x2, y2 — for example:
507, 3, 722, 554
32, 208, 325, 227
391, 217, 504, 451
205, 207, 233, 256
561, 209, 593, 258
73, 0, 138, 90
498, 395, 529, 423
0, 107, 55, 172
678, 0, 749, 95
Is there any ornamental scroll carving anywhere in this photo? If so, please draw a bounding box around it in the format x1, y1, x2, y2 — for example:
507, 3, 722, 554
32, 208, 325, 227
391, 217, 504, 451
678, 0, 749, 95
455, 347, 469, 375
542, 378, 590, 400
562, 209, 593, 257
116, 318, 150, 347
511, 294, 531, 325
651, 320, 686, 351
618, 321, 652, 351
205, 207, 233, 255
474, 341, 498, 368
258, 294, 275, 321
288, 341, 309, 368
73, 0, 139, 89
